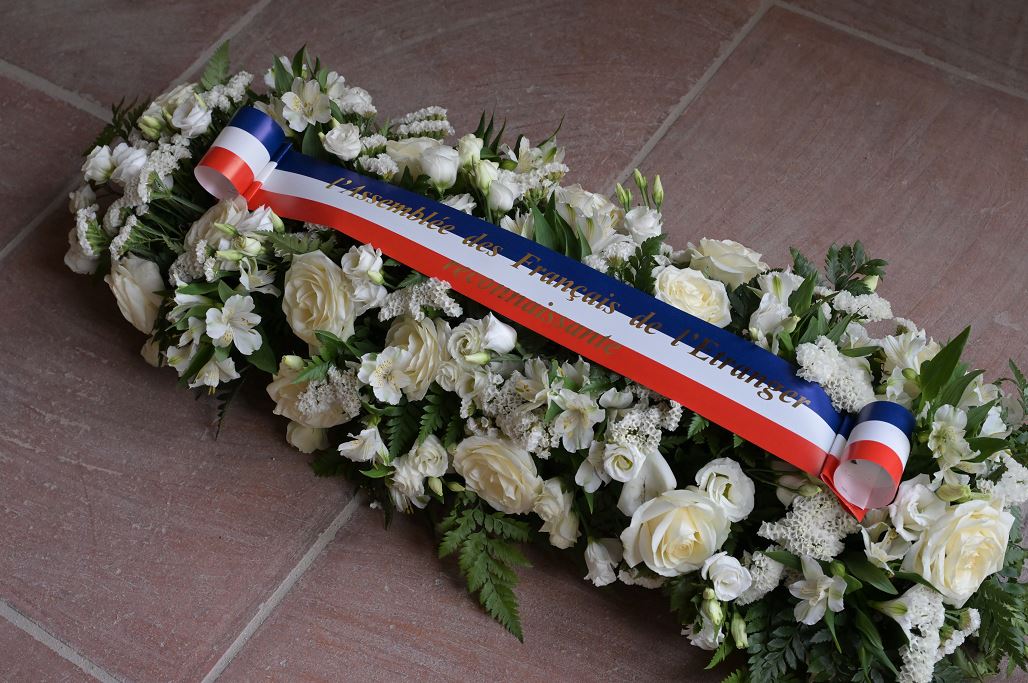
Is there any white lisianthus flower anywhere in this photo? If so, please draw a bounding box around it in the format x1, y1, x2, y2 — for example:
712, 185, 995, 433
552, 388, 605, 452
357, 347, 412, 405
389, 455, 428, 512
447, 313, 517, 365
105, 255, 164, 333
901, 499, 1013, 607
701, 552, 753, 601
286, 422, 328, 453
533, 478, 580, 549
64, 226, 99, 274
695, 457, 756, 523
440, 193, 476, 214
205, 294, 262, 356
653, 266, 731, 328
686, 615, 724, 651
457, 134, 483, 167
170, 95, 212, 138
282, 250, 357, 348
584, 538, 623, 587
555, 184, 621, 253
321, 121, 362, 161
888, 474, 945, 542
410, 434, 448, 478
153, 82, 197, 115
385, 137, 439, 178
623, 206, 662, 243
385, 316, 450, 401
788, 555, 846, 625
453, 435, 543, 514
617, 449, 678, 516
68, 184, 96, 213
601, 442, 646, 483
686, 238, 768, 288
281, 77, 331, 132
109, 142, 148, 190
82, 145, 115, 184
184, 196, 250, 254
749, 293, 795, 341
337, 427, 389, 465
339, 244, 387, 314
621, 488, 729, 577
574, 442, 609, 493
420, 145, 459, 191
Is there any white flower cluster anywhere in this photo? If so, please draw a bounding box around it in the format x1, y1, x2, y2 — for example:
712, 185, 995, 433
758, 491, 860, 561
796, 335, 876, 412
831, 290, 893, 322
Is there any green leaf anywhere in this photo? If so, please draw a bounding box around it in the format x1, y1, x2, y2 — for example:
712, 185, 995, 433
200, 41, 230, 90
788, 274, 817, 315
216, 279, 235, 303
302, 125, 320, 157
967, 436, 1011, 460
840, 345, 879, 358
384, 399, 421, 459
246, 326, 277, 373
177, 342, 215, 387
529, 206, 556, 251
844, 555, 898, 595
764, 550, 802, 571
824, 610, 842, 652
919, 326, 970, 402
937, 369, 984, 408
853, 609, 898, 675
687, 414, 709, 439
705, 637, 734, 669
790, 248, 821, 283
273, 55, 292, 93
360, 465, 394, 479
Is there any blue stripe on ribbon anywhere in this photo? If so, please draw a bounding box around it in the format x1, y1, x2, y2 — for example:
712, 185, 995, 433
855, 400, 916, 433
244, 108, 844, 429
233, 106, 287, 156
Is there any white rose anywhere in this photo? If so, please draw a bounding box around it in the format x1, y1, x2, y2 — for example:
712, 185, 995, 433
337, 427, 388, 465
533, 478, 580, 549
170, 97, 212, 138
623, 206, 662, 243
109, 142, 148, 190
82, 145, 114, 184
322, 122, 362, 161
457, 134, 483, 167
901, 499, 1013, 607
105, 255, 164, 333
448, 313, 516, 365
620, 488, 729, 577
266, 358, 352, 429
420, 145, 459, 191
339, 244, 387, 314
386, 316, 450, 400
473, 159, 499, 193
389, 455, 428, 512
686, 238, 768, 288
889, 474, 945, 542
440, 193, 476, 214
701, 552, 753, 601
653, 266, 731, 328
286, 421, 328, 453
695, 458, 755, 523
410, 434, 448, 478
584, 538, 623, 587
385, 137, 439, 178
453, 435, 543, 514
601, 442, 646, 483
282, 250, 357, 347
184, 196, 250, 253
487, 178, 518, 213
154, 82, 197, 115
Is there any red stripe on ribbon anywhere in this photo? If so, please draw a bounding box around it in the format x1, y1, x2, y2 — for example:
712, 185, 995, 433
198, 147, 256, 196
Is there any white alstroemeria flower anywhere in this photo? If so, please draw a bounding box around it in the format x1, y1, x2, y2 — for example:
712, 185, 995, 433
357, 347, 412, 405
584, 538, 623, 587
499, 210, 534, 240
552, 388, 604, 452
617, 449, 678, 516
205, 294, 263, 356
788, 556, 846, 625
701, 552, 753, 601
440, 193, 476, 214
888, 474, 945, 542
695, 457, 756, 523
281, 77, 331, 132
82, 145, 115, 184
623, 206, 662, 244
109, 142, 148, 190
321, 121, 362, 161
861, 521, 911, 569
239, 259, 280, 296
574, 442, 609, 493
555, 184, 621, 253
191, 354, 240, 389
170, 95, 212, 138
166, 317, 205, 374
928, 405, 975, 474
337, 426, 389, 465
601, 442, 646, 483
598, 387, 633, 410
686, 615, 724, 651
420, 145, 459, 191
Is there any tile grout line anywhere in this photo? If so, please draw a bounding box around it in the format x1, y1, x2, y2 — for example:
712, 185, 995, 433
168, 0, 274, 88
200, 493, 365, 683
0, 600, 123, 683
0, 177, 79, 266
608, 0, 774, 193
776, 0, 1028, 104
0, 59, 109, 121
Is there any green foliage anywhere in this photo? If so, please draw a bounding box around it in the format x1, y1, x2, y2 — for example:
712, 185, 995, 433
382, 399, 422, 460
213, 372, 245, 438
625, 234, 664, 295
418, 384, 455, 444
721, 669, 749, 683
200, 41, 231, 90
438, 494, 531, 641
971, 572, 1028, 673
267, 230, 339, 258
824, 241, 886, 293
919, 326, 970, 404
88, 98, 149, 153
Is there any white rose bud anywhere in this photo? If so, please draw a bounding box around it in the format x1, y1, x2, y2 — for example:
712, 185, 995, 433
487, 178, 517, 213
321, 121, 362, 161
410, 434, 449, 478
453, 435, 543, 514
533, 478, 581, 549
686, 238, 768, 289
457, 133, 484, 167
602, 442, 646, 483
700, 552, 753, 601
420, 145, 460, 191
653, 266, 732, 328
620, 488, 729, 577
82, 145, 115, 184
104, 255, 164, 334
474, 159, 499, 193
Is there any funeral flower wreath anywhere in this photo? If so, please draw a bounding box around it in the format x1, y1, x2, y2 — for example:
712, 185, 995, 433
65, 46, 1028, 682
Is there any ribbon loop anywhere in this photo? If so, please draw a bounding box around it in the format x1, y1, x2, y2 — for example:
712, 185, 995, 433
196, 107, 916, 519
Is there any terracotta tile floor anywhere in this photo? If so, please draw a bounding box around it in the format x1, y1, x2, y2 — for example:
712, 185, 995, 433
1, 1, 1026, 681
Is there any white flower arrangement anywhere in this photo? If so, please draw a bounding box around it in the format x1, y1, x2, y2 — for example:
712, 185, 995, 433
64, 45, 1027, 683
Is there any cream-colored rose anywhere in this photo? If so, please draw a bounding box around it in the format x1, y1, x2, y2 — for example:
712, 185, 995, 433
266, 358, 352, 429
385, 316, 450, 400
453, 435, 543, 514
653, 266, 731, 328
286, 421, 328, 453
105, 255, 164, 333
621, 488, 729, 577
282, 250, 357, 347
686, 238, 768, 288
901, 499, 1014, 607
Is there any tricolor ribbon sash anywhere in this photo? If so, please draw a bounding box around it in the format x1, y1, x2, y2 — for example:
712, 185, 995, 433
196, 107, 915, 519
